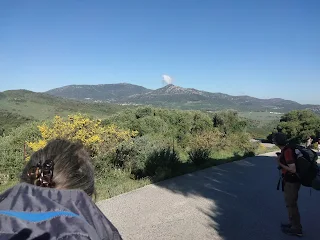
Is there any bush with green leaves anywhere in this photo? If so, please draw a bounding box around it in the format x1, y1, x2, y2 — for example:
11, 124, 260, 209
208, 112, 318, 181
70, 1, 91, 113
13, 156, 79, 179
92, 152, 115, 179
188, 130, 224, 151
188, 129, 258, 158
144, 147, 180, 178
213, 110, 247, 134
0, 122, 41, 179
114, 135, 171, 178
188, 148, 211, 166
113, 135, 182, 179
224, 132, 258, 155
243, 151, 256, 158
104, 107, 217, 143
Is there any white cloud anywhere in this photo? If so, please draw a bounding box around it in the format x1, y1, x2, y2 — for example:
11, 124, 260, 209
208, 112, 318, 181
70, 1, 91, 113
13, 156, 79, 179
162, 74, 173, 84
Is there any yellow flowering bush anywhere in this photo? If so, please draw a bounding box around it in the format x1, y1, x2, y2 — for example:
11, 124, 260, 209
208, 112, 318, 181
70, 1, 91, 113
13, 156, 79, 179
27, 140, 47, 153
27, 114, 138, 155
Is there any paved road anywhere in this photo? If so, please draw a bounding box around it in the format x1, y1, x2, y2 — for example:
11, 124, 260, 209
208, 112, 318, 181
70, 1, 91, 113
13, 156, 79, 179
261, 142, 276, 148
98, 152, 319, 240
250, 139, 275, 149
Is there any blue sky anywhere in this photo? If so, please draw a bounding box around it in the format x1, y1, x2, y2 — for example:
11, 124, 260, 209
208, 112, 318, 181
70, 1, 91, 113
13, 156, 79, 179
0, 0, 319, 104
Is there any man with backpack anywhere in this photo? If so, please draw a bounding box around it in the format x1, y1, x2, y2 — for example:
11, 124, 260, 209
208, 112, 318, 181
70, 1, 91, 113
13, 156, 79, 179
273, 132, 303, 237
273, 132, 320, 237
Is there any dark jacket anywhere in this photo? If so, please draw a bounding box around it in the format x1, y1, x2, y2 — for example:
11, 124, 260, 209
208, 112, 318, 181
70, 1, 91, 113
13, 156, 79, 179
0, 183, 122, 240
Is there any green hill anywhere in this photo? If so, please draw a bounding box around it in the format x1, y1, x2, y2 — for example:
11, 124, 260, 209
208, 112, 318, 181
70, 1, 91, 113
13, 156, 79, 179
0, 109, 34, 136
46, 83, 151, 102
0, 90, 127, 127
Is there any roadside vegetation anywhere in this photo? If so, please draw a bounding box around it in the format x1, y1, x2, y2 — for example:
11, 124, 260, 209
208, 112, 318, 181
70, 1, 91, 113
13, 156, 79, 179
4, 92, 311, 200
1, 106, 275, 199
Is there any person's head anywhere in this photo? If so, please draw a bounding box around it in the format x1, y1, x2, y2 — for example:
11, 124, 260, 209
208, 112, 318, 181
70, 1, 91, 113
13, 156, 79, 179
272, 132, 287, 149
20, 139, 95, 197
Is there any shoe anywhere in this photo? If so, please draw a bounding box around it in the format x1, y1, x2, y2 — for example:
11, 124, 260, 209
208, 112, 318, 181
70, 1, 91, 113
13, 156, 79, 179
282, 227, 303, 237
281, 223, 292, 229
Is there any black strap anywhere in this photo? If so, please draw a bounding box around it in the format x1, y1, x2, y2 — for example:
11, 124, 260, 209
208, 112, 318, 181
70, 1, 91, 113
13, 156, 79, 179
276, 169, 285, 191
276, 177, 285, 191
276, 171, 285, 192
277, 177, 281, 191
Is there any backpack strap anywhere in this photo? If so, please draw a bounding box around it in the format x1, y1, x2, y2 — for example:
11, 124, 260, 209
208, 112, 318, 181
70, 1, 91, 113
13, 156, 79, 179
276, 175, 285, 191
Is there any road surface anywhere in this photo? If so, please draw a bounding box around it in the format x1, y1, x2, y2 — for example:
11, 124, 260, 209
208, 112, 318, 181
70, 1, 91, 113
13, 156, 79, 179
250, 139, 275, 149
98, 152, 319, 240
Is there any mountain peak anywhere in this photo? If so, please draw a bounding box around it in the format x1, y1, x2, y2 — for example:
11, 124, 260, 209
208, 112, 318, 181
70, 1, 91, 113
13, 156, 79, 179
155, 84, 199, 95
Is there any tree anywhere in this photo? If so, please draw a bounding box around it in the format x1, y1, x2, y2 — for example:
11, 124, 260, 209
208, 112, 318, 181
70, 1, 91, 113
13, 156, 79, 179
190, 112, 212, 134
212, 111, 247, 134
269, 110, 320, 143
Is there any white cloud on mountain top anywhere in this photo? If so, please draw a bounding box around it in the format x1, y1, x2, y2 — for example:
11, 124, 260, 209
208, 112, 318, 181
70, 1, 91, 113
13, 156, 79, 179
162, 75, 173, 84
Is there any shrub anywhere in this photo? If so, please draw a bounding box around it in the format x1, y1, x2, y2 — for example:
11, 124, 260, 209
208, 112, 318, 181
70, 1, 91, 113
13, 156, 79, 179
114, 136, 160, 176
145, 147, 180, 177
189, 130, 224, 151
213, 111, 247, 134
92, 153, 115, 178
27, 114, 137, 155
138, 116, 169, 136
188, 129, 257, 160
188, 148, 211, 166
190, 112, 213, 134
0, 147, 24, 180
135, 107, 153, 119
114, 135, 177, 178
243, 150, 256, 157
0, 122, 41, 179
104, 107, 196, 141
222, 132, 258, 153
0, 173, 9, 185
